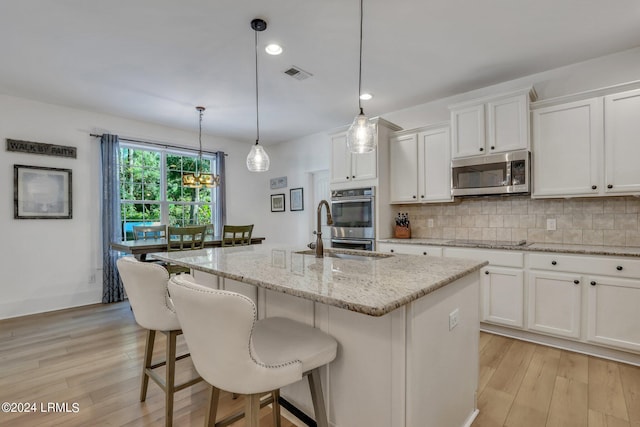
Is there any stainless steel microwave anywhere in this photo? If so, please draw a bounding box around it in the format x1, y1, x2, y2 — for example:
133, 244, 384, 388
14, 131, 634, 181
451, 150, 530, 196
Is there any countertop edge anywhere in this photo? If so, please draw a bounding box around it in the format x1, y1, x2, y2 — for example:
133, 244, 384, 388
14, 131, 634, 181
377, 238, 640, 258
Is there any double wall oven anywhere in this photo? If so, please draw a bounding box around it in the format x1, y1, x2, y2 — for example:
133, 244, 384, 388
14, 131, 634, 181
330, 187, 375, 251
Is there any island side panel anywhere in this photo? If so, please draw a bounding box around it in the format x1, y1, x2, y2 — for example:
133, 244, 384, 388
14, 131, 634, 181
407, 271, 480, 427
315, 303, 406, 427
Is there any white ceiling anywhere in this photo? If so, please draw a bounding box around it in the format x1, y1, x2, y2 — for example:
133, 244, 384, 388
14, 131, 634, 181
1, 0, 639, 144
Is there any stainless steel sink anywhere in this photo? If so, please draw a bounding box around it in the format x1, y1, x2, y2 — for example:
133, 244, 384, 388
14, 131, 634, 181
295, 249, 392, 261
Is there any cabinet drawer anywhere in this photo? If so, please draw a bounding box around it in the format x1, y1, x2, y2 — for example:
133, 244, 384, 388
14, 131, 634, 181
377, 243, 442, 257
529, 253, 640, 279
444, 248, 523, 268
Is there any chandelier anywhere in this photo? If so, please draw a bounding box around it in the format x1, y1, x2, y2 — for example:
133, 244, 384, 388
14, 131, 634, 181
182, 106, 220, 188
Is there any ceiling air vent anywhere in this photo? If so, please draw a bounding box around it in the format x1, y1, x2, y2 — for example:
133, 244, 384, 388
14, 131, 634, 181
283, 66, 312, 81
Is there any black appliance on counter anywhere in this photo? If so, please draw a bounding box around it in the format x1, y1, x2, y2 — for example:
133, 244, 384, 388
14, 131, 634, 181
330, 187, 375, 251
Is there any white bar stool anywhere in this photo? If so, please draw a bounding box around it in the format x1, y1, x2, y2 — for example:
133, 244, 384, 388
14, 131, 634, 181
116, 256, 202, 427
168, 274, 338, 427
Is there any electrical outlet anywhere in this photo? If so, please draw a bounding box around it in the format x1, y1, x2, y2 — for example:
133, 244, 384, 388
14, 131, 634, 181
449, 308, 459, 331
546, 218, 557, 231
428, 218, 434, 228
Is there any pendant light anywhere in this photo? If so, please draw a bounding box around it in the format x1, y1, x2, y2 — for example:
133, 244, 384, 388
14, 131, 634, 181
182, 106, 220, 188
246, 18, 270, 172
346, 0, 376, 154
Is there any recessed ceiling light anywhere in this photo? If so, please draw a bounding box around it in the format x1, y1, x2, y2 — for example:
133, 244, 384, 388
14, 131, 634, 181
359, 93, 373, 101
265, 44, 283, 55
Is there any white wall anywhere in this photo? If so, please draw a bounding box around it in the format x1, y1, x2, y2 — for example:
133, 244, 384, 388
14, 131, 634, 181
2, 47, 638, 319
0, 94, 264, 319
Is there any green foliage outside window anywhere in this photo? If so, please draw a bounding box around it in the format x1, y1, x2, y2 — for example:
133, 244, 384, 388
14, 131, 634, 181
118, 147, 215, 239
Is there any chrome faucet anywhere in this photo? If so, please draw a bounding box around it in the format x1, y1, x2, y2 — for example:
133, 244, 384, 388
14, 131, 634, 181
315, 200, 333, 258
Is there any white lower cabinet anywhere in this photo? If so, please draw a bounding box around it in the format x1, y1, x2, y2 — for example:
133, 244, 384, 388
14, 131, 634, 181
445, 247, 525, 329
587, 275, 640, 353
527, 271, 582, 338
481, 266, 524, 327
376, 242, 442, 257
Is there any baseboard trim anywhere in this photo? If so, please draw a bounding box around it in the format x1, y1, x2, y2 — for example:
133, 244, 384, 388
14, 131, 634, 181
481, 323, 640, 367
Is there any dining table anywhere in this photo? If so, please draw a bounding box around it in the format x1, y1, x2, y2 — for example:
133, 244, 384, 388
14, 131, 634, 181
110, 235, 265, 260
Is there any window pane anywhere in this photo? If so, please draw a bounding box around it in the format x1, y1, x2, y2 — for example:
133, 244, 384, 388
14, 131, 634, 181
120, 202, 161, 240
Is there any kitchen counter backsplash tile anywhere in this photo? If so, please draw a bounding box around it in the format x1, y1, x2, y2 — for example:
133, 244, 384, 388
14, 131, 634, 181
394, 196, 640, 247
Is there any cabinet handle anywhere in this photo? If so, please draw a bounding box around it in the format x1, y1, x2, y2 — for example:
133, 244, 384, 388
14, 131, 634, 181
412, 195, 417, 199
591, 185, 597, 190
607, 184, 613, 189
590, 281, 597, 286
421, 195, 424, 199
352, 175, 356, 179
617, 266, 623, 271
573, 280, 580, 285
346, 176, 350, 180
479, 147, 484, 152
390, 249, 394, 253
484, 270, 489, 275
490, 146, 495, 150
551, 261, 557, 265
423, 252, 427, 255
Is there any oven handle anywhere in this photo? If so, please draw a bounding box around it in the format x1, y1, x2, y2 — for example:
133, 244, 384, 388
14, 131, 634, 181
331, 197, 374, 203
331, 238, 374, 245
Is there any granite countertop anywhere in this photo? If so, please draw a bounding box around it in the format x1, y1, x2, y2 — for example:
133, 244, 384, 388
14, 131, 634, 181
377, 238, 640, 258
150, 245, 487, 317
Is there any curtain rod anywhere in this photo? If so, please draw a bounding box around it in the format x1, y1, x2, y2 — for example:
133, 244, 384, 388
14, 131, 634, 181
90, 133, 227, 156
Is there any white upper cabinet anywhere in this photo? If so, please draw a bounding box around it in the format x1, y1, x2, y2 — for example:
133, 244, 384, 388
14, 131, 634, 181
531, 98, 602, 197
331, 132, 377, 184
532, 85, 640, 198
390, 124, 452, 204
330, 119, 402, 187
604, 88, 640, 194
450, 88, 533, 159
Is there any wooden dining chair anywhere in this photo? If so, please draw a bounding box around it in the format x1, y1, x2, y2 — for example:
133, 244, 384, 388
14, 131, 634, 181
133, 224, 167, 240
222, 224, 254, 247
166, 225, 207, 274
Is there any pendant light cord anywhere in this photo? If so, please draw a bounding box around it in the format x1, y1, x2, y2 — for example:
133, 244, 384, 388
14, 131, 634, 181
254, 29, 260, 145
358, 0, 364, 114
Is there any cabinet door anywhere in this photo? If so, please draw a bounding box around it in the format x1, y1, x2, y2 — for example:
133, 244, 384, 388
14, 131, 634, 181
451, 104, 485, 158
331, 132, 352, 183
418, 127, 452, 202
481, 266, 524, 328
587, 275, 640, 352
390, 133, 419, 202
531, 98, 603, 197
604, 89, 640, 194
528, 271, 582, 339
487, 93, 529, 153
352, 150, 377, 181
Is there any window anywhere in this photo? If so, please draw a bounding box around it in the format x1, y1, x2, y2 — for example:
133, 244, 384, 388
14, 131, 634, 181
119, 144, 220, 240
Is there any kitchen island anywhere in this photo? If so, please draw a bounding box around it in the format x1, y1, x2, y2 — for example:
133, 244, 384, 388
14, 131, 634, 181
150, 245, 487, 427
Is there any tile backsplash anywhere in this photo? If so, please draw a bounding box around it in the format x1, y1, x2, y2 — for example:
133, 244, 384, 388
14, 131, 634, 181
395, 196, 640, 247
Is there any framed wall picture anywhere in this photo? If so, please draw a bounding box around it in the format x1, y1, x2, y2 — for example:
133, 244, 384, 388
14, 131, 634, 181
290, 187, 304, 211
14, 164, 72, 219
270, 193, 285, 212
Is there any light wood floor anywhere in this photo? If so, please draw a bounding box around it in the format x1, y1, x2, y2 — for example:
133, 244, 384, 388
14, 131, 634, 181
0, 302, 295, 427
473, 332, 640, 427
1, 303, 639, 427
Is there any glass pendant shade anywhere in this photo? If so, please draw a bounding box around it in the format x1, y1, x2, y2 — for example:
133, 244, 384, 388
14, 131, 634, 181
346, 110, 376, 153
246, 143, 270, 172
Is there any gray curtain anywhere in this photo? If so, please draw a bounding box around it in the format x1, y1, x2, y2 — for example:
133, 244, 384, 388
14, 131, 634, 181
101, 134, 124, 303
215, 151, 226, 236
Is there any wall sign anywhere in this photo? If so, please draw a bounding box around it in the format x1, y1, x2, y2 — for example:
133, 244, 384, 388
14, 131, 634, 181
6, 139, 77, 159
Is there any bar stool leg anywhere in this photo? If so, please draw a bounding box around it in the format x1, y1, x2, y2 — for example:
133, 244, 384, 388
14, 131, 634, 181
205, 385, 220, 427
140, 329, 156, 401
245, 394, 261, 427
271, 389, 281, 427
165, 330, 178, 427
308, 368, 329, 427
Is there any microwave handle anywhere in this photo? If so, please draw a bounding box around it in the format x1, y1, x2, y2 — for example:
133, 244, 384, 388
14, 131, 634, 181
331, 197, 373, 203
